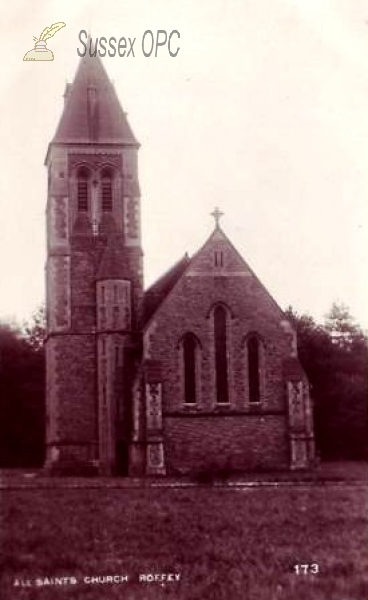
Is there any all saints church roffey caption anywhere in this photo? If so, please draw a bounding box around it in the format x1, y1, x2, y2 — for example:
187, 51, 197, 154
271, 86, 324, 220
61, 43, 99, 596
13, 573, 181, 587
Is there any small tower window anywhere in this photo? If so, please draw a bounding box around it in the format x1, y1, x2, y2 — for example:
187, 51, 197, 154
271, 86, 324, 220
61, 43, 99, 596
214, 305, 229, 403
77, 167, 90, 211
214, 251, 224, 267
101, 167, 113, 212
248, 335, 261, 403
183, 333, 197, 404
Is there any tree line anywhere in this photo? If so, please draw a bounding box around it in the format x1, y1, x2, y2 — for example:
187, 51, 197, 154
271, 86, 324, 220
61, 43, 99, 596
0, 308, 45, 467
286, 303, 368, 460
0, 303, 367, 467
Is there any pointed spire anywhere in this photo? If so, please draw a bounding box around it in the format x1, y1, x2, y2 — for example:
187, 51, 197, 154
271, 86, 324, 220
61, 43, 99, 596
52, 47, 138, 145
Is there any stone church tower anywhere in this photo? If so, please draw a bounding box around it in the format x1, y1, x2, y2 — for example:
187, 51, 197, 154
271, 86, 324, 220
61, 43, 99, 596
45, 53, 315, 476
45, 52, 142, 475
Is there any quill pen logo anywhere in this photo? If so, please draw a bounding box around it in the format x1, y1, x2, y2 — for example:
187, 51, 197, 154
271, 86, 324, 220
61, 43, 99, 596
23, 22, 66, 61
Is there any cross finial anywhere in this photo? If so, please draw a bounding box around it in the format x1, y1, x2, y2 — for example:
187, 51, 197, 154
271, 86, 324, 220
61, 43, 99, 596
211, 207, 224, 228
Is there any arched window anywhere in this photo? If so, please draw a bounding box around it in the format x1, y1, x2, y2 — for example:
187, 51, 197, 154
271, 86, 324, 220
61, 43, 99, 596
101, 167, 113, 212
248, 335, 260, 403
77, 167, 90, 211
183, 333, 197, 404
214, 305, 229, 403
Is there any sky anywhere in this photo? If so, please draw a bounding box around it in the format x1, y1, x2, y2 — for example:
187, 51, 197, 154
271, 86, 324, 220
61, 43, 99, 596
0, 0, 367, 329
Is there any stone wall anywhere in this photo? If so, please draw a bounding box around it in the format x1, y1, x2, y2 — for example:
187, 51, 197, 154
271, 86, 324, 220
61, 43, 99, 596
164, 415, 289, 474
145, 275, 292, 414
143, 229, 297, 472
45, 333, 98, 469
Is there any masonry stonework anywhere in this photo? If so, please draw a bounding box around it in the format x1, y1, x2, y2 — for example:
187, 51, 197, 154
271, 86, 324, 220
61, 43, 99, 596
164, 416, 289, 474
44, 50, 315, 476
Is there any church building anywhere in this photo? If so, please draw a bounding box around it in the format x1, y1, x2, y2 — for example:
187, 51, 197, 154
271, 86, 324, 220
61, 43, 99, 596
44, 52, 315, 476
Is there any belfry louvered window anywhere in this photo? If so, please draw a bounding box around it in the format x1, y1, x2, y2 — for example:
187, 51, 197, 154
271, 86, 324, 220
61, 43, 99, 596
101, 167, 113, 212
77, 167, 90, 211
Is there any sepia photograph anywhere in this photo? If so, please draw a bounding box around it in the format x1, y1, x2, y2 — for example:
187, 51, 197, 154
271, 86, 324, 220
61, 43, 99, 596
0, 1, 367, 599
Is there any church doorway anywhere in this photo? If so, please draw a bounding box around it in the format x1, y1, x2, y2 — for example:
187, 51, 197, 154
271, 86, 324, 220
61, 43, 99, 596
115, 440, 129, 476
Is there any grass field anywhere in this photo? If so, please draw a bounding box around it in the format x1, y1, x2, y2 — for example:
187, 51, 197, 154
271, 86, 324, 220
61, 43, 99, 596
1, 482, 367, 600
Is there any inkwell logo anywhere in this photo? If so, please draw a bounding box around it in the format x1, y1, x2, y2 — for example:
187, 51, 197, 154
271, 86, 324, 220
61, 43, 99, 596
23, 22, 66, 61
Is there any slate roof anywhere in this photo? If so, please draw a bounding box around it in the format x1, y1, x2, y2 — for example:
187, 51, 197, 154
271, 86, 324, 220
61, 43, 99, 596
143, 254, 190, 325
52, 49, 137, 146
